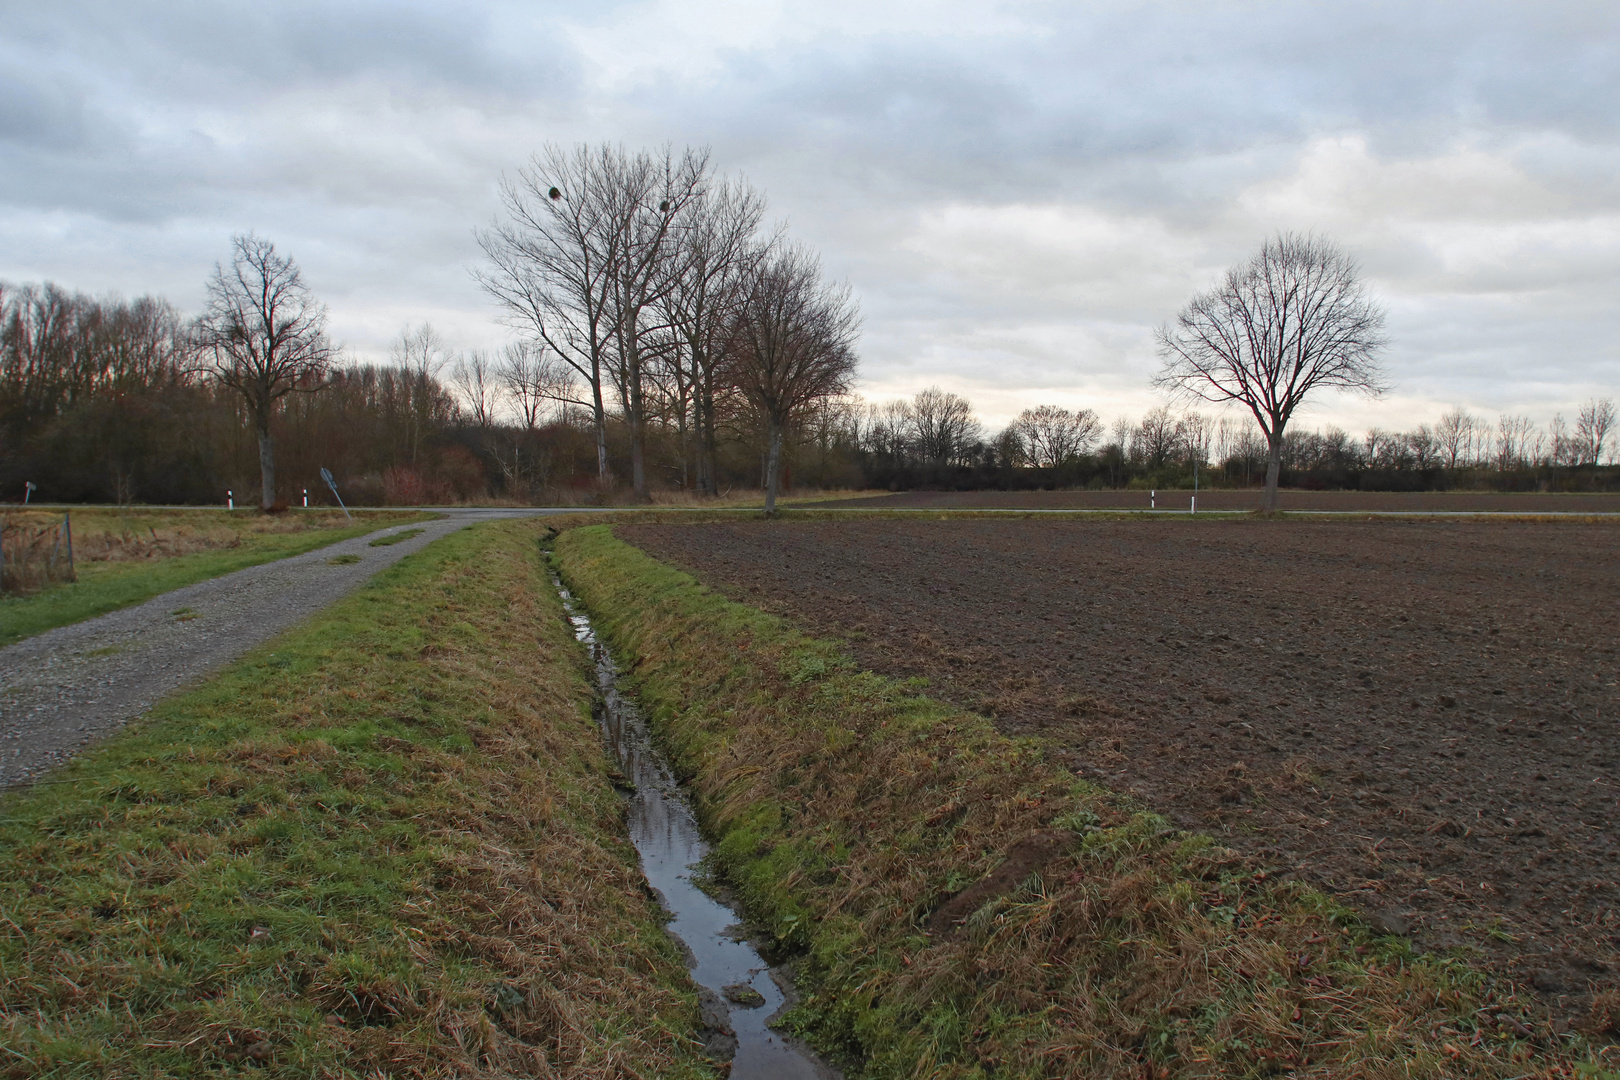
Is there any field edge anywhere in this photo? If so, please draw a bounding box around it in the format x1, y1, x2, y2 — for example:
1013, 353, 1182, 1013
554, 521, 1615, 1080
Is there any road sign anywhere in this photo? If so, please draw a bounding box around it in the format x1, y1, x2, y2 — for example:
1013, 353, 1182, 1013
320, 468, 351, 520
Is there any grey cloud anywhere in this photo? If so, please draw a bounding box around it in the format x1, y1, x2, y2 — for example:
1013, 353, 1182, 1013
1, 0, 1617, 427
671, 0, 1619, 209
0, 66, 101, 151
9, 1, 580, 102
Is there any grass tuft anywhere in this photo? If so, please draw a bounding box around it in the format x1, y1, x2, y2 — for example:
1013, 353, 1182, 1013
368, 527, 427, 547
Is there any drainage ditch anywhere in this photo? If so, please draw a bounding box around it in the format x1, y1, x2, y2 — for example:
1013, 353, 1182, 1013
552, 574, 837, 1079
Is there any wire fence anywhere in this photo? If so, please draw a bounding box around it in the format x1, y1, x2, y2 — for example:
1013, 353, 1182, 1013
0, 513, 76, 595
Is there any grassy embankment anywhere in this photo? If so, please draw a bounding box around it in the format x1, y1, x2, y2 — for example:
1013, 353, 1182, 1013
0, 519, 715, 1077
555, 523, 1614, 1080
0, 508, 432, 646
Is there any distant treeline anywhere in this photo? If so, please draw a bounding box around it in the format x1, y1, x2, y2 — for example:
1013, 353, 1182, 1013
851, 391, 1619, 493
0, 282, 860, 505
1, 280, 1614, 504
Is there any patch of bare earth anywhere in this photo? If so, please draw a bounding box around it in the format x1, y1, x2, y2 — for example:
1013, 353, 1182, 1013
621, 518, 1620, 1028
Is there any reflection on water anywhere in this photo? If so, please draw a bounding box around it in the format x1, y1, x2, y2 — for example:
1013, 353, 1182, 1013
552, 576, 835, 1080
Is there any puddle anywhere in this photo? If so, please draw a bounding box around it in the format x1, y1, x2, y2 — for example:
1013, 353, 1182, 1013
552, 575, 837, 1080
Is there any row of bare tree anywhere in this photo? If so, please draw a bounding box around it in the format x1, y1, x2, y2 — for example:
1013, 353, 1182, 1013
826, 386, 1617, 490
0, 274, 488, 506
477, 143, 859, 511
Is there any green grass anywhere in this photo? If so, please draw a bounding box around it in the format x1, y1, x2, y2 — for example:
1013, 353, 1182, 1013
367, 527, 427, 547
554, 523, 1606, 1080
0, 510, 432, 646
0, 520, 715, 1077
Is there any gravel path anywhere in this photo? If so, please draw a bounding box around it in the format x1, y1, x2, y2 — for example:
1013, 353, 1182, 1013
0, 509, 551, 788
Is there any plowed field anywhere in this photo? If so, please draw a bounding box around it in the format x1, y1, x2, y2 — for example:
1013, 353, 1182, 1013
620, 518, 1620, 1023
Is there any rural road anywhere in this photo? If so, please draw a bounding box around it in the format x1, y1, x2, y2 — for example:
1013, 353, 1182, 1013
0, 508, 559, 789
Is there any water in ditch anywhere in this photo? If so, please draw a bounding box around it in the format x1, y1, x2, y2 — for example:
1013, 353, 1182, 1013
552, 576, 837, 1080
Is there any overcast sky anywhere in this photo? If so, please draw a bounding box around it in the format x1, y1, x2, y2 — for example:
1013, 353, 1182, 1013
3, 1, 1617, 432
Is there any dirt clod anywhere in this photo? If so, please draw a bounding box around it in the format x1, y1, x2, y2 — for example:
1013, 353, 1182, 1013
1370, 910, 1411, 937
1533, 970, 1565, 993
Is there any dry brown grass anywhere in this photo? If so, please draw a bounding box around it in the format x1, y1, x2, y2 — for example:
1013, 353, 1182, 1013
0, 520, 714, 1077
2, 506, 376, 565
0, 514, 77, 592
556, 523, 1617, 1080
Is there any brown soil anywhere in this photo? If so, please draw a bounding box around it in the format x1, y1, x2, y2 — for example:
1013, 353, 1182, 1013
620, 518, 1620, 1023
821, 488, 1620, 513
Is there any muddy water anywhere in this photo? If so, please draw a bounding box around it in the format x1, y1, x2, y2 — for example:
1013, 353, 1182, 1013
552, 577, 836, 1080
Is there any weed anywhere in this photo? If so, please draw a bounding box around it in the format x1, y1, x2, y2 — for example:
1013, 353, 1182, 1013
327, 553, 362, 565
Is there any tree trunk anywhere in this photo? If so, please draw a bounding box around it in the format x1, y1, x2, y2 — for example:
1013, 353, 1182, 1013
257, 420, 277, 510
764, 418, 783, 515
590, 375, 610, 489
629, 405, 647, 500
1263, 437, 1282, 512
674, 349, 692, 490
699, 373, 718, 496
627, 356, 648, 501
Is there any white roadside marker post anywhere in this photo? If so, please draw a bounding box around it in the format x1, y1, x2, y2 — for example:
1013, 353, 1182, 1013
303, 488, 308, 507
1151, 489, 1155, 510
227, 490, 233, 511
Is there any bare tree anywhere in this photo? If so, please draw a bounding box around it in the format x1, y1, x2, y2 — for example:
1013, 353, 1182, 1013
1364, 427, 1394, 466
994, 425, 1027, 467
600, 145, 711, 499
195, 234, 335, 509
479, 143, 710, 498
1548, 413, 1573, 466
661, 177, 768, 495
1136, 405, 1181, 469
478, 145, 619, 487
907, 386, 981, 465
1406, 425, 1436, 470
1180, 411, 1215, 467
450, 351, 498, 430
1154, 233, 1388, 510
1494, 414, 1535, 471
1435, 407, 1474, 469
1575, 397, 1616, 465
390, 324, 453, 468
497, 340, 573, 433
729, 243, 860, 514
1010, 404, 1102, 467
